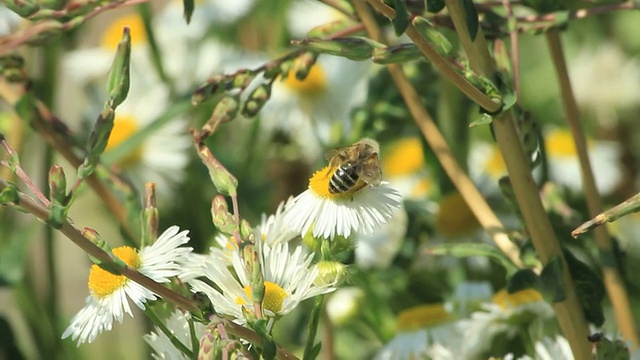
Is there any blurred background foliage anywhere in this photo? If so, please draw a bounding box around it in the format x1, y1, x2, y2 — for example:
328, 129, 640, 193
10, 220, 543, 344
2, 0, 640, 359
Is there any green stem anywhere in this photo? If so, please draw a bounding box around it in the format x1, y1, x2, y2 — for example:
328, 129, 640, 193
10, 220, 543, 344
145, 307, 194, 357
545, 28, 639, 349
136, 3, 174, 92
303, 295, 325, 360
439, 0, 591, 358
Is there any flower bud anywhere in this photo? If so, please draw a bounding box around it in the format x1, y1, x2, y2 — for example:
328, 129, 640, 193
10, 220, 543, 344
106, 27, 131, 107
48, 164, 67, 205
241, 83, 272, 118
291, 37, 384, 61
372, 43, 422, 64
314, 260, 348, 287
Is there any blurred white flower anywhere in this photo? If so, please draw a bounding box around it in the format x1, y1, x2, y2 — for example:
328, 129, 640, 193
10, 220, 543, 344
326, 287, 365, 325
62, 226, 192, 345
382, 137, 435, 202
460, 288, 554, 358
354, 203, 407, 269
374, 304, 462, 360
570, 42, 640, 128
545, 127, 623, 195
102, 86, 192, 197
0, 6, 21, 36
144, 310, 206, 360
286, 0, 354, 38
261, 55, 370, 160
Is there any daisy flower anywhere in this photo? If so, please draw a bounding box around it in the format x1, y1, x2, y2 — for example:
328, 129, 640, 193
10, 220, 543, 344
382, 137, 435, 201
260, 54, 370, 160
186, 236, 334, 324
354, 203, 407, 269
374, 304, 463, 360
545, 127, 623, 195
283, 157, 402, 240
144, 310, 207, 360
325, 287, 365, 325
62, 226, 192, 346
460, 288, 554, 358
102, 86, 192, 198
570, 42, 640, 128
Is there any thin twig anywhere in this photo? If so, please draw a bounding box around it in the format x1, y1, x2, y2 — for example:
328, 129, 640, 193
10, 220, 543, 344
0, 136, 51, 206
545, 28, 639, 349
354, 0, 523, 268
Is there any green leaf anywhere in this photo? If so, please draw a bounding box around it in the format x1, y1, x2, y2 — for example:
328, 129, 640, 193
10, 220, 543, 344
507, 269, 538, 293
426, 0, 445, 13
469, 113, 493, 127
539, 255, 566, 302
182, 0, 195, 23
427, 243, 519, 276
392, 0, 410, 36
0, 316, 26, 360
563, 248, 605, 326
461, 0, 479, 41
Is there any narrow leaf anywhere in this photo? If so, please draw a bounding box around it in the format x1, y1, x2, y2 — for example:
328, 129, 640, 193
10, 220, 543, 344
392, 0, 410, 36
461, 0, 479, 41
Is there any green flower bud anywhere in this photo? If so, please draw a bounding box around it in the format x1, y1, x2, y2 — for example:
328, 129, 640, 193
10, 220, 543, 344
291, 37, 384, 61
307, 19, 354, 38
292, 51, 319, 80
4, 0, 40, 17
372, 43, 422, 64
192, 74, 227, 105
195, 142, 238, 196
106, 27, 131, 107
314, 260, 348, 287
240, 219, 254, 243
241, 83, 272, 118
0, 182, 20, 205
48, 164, 67, 205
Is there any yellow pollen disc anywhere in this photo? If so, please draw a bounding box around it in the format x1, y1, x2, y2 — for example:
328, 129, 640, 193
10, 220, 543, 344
411, 178, 433, 198
238, 281, 288, 314
435, 192, 479, 238
283, 65, 327, 96
384, 137, 426, 177
493, 288, 543, 309
308, 165, 367, 200
88, 246, 140, 298
546, 128, 591, 158
106, 115, 144, 168
100, 13, 147, 49
396, 304, 451, 332
485, 146, 506, 178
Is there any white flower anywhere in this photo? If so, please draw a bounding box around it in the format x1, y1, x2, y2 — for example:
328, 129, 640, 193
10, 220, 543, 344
460, 288, 554, 358
283, 163, 402, 239
144, 310, 207, 360
286, 0, 354, 38
0, 6, 21, 36
382, 137, 435, 202
62, 226, 192, 346
374, 304, 463, 360
545, 127, 622, 195
256, 197, 299, 246
354, 203, 407, 269
102, 86, 192, 197
186, 236, 334, 323
570, 43, 640, 128
260, 55, 370, 160
325, 287, 364, 325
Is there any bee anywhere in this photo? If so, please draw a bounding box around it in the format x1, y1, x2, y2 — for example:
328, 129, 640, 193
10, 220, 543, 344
325, 138, 382, 194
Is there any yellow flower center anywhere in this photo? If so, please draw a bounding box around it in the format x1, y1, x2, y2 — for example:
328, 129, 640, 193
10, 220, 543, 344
411, 178, 433, 198
88, 246, 140, 298
484, 145, 506, 178
435, 192, 479, 238
493, 288, 543, 309
105, 115, 144, 168
100, 13, 147, 49
545, 128, 593, 158
308, 165, 367, 200
384, 137, 425, 177
396, 304, 451, 332
283, 64, 327, 96
238, 281, 288, 314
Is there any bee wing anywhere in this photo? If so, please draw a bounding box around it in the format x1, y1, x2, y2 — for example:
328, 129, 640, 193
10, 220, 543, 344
325, 146, 349, 167
358, 153, 382, 185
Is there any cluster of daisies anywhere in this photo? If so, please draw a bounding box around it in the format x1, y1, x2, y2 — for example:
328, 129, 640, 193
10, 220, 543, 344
62, 148, 402, 357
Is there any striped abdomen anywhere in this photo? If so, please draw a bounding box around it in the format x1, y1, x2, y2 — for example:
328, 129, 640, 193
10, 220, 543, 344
329, 163, 359, 194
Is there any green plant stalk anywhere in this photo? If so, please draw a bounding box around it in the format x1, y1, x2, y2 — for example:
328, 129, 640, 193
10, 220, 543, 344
440, 0, 591, 358
545, 28, 639, 349
41, 39, 61, 358
0, 178, 200, 314
303, 294, 325, 360
357, 0, 523, 269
